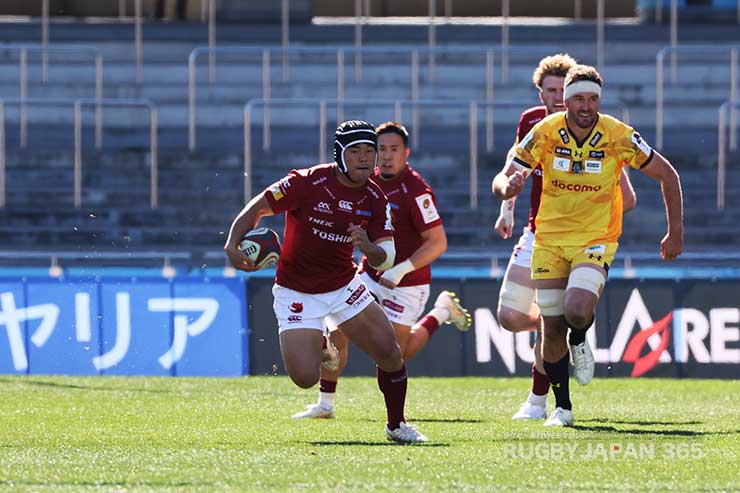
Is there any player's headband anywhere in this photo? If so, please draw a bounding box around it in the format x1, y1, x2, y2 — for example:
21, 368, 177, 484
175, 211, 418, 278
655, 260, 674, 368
564, 80, 602, 100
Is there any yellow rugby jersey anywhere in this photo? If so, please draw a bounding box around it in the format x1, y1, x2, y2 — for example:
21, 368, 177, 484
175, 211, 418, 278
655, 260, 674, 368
513, 112, 653, 246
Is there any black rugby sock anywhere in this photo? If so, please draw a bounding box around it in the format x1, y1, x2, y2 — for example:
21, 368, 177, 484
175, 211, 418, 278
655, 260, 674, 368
543, 354, 572, 411
567, 315, 594, 346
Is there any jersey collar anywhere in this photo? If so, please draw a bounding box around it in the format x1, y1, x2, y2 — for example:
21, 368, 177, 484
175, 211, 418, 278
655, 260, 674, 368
564, 113, 600, 148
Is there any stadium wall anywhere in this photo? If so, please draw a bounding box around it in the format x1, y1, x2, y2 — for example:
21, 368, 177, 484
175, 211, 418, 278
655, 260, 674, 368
248, 277, 740, 380
312, 0, 638, 18
0, 274, 737, 378
0, 0, 636, 19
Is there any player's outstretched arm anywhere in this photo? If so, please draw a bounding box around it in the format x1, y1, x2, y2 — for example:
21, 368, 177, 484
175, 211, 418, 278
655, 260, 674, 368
224, 192, 276, 271
639, 152, 684, 261
379, 225, 447, 289
619, 169, 637, 213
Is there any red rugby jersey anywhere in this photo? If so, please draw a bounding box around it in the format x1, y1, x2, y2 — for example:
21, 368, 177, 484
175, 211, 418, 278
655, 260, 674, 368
264, 164, 394, 294
360, 165, 443, 287
516, 106, 547, 232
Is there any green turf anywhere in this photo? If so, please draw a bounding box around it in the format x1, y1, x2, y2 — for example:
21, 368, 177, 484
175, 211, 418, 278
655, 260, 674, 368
0, 376, 738, 492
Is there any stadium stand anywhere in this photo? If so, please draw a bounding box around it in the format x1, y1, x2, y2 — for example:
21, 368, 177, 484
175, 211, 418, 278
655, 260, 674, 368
0, 5, 738, 267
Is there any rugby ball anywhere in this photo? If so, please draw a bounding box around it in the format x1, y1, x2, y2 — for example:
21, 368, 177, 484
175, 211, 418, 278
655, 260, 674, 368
239, 227, 281, 269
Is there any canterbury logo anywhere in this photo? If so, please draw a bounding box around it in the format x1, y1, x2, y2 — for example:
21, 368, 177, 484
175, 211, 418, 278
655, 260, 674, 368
338, 200, 353, 211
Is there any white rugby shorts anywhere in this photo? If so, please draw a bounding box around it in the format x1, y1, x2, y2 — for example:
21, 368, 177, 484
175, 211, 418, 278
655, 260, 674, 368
360, 272, 430, 326
273, 274, 374, 333
508, 226, 535, 269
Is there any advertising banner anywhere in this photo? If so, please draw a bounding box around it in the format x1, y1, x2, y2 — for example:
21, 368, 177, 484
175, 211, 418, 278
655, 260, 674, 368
0, 277, 247, 376
248, 277, 740, 379
4, 275, 736, 378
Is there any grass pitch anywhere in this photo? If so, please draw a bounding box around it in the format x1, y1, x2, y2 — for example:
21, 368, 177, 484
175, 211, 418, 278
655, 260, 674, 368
1, 376, 738, 492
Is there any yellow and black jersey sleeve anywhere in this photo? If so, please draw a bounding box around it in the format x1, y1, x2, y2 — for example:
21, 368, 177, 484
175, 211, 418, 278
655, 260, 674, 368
610, 121, 654, 170
513, 120, 549, 170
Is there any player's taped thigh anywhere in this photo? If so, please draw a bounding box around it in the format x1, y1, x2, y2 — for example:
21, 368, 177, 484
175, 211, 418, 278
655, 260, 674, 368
535, 288, 565, 316
499, 279, 536, 314
566, 267, 606, 296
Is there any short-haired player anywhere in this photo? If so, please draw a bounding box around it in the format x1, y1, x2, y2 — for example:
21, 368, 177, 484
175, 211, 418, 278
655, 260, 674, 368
293, 121, 471, 420
225, 120, 428, 442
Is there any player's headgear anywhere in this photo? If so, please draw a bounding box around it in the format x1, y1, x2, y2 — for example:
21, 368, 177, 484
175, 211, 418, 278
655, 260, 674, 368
333, 120, 378, 174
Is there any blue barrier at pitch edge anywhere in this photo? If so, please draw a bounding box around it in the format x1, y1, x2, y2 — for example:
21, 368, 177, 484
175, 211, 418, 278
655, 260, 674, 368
0, 276, 247, 376
4, 266, 740, 280
3, 268, 739, 378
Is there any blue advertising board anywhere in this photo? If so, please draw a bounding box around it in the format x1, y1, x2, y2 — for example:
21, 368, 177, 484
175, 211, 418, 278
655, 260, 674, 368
0, 277, 247, 376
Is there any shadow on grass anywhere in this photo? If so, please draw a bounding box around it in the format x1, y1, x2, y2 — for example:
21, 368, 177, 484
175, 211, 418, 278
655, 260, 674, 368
0, 377, 172, 393
572, 424, 740, 436
581, 418, 703, 426
408, 418, 485, 424
358, 418, 484, 424
310, 440, 449, 447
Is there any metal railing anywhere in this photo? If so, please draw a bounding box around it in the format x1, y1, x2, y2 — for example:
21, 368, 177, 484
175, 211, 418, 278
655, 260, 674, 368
188, 44, 562, 150
0, 44, 104, 148
342, 0, 606, 73
242, 97, 630, 209
0, 97, 157, 209
656, 45, 740, 150
133, 0, 214, 83
52, 0, 215, 83
74, 98, 158, 209
0, 98, 78, 208
717, 99, 739, 210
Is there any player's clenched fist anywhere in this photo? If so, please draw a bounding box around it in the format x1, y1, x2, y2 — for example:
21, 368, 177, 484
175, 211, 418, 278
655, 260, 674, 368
347, 222, 373, 252
660, 231, 683, 261
502, 170, 527, 199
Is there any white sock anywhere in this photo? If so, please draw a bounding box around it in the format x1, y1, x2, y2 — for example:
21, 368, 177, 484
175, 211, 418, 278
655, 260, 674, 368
319, 391, 335, 407
428, 306, 450, 325
527, 391, 547, 407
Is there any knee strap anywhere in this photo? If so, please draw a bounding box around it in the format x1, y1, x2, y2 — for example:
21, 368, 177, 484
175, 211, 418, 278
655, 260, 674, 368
535, 288, 565, 316
567, 267, 606, 295
499, 280, 536, 314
